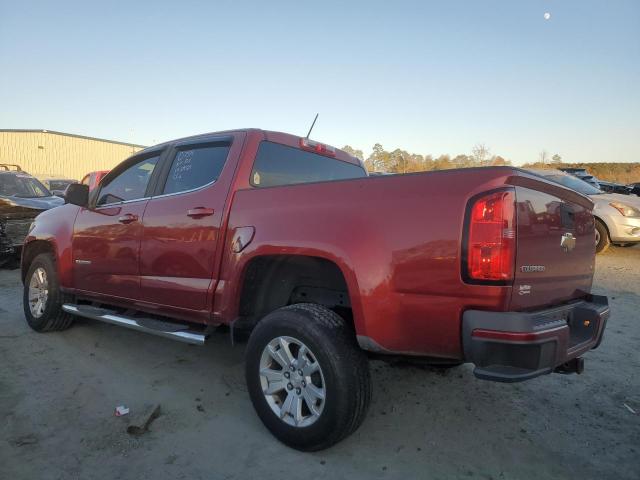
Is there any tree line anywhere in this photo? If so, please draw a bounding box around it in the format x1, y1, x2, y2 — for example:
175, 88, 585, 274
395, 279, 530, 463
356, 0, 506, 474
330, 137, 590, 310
341, 143, 511, 174
342, 144, 639, 184
521, 162, 640, 185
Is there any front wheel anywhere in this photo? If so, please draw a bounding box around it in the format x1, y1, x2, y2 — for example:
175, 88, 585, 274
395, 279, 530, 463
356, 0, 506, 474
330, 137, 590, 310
23, 253, 74, 332
595, 219, 610, 254
245, 303, 371, 451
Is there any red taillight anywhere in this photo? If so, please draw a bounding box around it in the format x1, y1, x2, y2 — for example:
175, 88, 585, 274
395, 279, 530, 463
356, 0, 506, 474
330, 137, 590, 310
299, 138, 336, 156
466, 189, 516, 282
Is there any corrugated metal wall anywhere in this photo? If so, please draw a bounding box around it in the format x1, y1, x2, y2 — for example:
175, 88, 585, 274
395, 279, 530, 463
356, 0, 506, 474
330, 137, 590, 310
0, 131, 145, 180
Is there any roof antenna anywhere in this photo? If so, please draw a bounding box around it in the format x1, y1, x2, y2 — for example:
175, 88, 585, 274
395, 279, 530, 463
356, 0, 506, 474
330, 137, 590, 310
305, 113, 319, 139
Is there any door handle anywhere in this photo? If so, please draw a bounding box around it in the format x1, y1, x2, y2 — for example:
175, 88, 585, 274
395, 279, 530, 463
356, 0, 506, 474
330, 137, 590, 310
118, 213, 138, 224
187, 207, 215, 218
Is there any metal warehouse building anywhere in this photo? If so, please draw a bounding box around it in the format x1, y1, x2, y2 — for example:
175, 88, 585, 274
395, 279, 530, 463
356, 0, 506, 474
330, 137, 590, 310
0, 129, 145, 180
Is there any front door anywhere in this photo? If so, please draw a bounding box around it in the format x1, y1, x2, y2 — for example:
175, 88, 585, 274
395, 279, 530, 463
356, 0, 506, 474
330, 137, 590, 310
139, 137, 238, 315
72, 153, 162, 299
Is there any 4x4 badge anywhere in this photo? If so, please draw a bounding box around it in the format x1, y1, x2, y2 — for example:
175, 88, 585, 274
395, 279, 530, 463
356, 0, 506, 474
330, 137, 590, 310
521, 265, 545, 273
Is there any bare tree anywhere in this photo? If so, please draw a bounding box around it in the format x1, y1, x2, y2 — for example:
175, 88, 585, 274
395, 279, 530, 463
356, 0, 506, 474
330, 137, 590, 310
539, 150, 550, 165
472, 143, 491, 166
341, 145, 364, 161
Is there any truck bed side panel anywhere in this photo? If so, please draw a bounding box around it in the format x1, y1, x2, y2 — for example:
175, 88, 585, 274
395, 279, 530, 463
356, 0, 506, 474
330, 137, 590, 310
218, 168, 518, 359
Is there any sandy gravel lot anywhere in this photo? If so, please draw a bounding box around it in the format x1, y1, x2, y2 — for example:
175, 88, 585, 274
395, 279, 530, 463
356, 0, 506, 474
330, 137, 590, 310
1, 246, 639, 480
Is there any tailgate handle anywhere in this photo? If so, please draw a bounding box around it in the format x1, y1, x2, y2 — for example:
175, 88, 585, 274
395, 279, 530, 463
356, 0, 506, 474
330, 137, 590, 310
187, 207, 215, 218
118, 213, 138, 224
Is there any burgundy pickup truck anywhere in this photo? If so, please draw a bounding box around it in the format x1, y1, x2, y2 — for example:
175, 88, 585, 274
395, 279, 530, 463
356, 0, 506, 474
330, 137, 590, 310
21, 129, 609, 450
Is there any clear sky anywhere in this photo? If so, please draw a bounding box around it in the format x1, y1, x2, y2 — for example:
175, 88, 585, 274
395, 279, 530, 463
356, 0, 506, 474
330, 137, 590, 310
1, 0, 638, 164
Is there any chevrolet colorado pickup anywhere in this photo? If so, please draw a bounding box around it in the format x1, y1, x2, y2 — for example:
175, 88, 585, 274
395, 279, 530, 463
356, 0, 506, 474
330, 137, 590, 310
21, 129, 609, 450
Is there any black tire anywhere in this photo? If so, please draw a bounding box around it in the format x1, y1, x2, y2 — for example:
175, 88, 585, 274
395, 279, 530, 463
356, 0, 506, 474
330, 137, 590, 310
595, 219, 610, 254
23, 253, 74, 332
245, 303, 371, 451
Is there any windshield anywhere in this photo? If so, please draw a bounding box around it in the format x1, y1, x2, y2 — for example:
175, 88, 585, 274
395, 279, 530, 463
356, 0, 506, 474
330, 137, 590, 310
0, 174, 53, 198
542, 173, 603, 196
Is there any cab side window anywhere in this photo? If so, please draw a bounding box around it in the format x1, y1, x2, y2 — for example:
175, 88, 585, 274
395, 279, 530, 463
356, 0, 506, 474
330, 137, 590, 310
162, 145, 230, 195
96, 156, 160, 206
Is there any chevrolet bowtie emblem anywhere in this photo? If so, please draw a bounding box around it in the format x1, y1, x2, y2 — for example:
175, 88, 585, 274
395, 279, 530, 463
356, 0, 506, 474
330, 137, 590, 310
561, 232, 576, 252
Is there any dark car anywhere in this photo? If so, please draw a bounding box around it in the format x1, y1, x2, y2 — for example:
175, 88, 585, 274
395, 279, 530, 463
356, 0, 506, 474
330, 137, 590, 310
0, 165, 64, 267
40, 177, 78, 197
598, 180, 632, 195
628, 182, 640, 196
559, 168, 601, 189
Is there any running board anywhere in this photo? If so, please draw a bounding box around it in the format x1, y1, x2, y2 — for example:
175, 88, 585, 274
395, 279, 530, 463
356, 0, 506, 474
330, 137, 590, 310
61, 304, 207, 345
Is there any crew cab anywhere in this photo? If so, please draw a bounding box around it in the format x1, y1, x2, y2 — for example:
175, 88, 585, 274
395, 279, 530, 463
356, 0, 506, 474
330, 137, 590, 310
21, 129, 609, 450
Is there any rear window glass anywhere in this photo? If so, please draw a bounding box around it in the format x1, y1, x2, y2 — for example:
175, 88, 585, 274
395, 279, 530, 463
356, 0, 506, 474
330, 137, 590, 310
250, 141, 366, 188
163, 145, 230, 195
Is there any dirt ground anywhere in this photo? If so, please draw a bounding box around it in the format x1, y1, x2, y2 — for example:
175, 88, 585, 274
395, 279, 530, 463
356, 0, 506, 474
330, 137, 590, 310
1, 247, 639, 480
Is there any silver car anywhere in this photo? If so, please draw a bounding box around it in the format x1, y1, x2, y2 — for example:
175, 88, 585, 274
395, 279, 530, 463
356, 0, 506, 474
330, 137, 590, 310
530, 169, 640, 253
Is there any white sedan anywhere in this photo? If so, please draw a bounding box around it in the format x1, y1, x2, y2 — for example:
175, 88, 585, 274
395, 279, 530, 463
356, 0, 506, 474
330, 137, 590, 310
530, 169, 640, 253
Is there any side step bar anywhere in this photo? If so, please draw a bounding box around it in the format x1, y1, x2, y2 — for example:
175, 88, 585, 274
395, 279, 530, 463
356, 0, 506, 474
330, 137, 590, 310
62, 304, 207, 345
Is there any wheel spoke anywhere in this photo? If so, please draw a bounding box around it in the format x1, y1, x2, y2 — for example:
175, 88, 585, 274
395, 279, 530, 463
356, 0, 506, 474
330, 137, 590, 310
302, 389, 321, 416
305, 383, 325, 401
265, 380, 286, 395
303, 361, 320, 376
260, 367, 283, 383
260, 368, 286, 394
277, 337, 295, 364
267, 344, 290, 369
291, 394, 303, 425
280, 392, 294, 419
296, 345, 308, 370
34, 299, 43, 315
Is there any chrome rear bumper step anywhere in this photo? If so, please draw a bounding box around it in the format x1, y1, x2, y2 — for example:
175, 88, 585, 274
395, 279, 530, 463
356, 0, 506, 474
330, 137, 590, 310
62, 304, 207, 345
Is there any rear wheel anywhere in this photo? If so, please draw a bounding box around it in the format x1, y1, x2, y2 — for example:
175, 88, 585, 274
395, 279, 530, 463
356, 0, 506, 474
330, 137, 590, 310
595, 219, 610, 254
245, 303, 371, 451
23, 253, 74, 332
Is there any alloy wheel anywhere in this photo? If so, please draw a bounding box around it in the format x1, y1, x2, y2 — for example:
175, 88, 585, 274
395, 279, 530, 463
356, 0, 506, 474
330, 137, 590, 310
28, 267, 49, 318
259, 336, 326, 427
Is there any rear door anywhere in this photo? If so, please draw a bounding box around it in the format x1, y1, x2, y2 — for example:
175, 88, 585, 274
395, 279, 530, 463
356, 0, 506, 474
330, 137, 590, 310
139, 134, 243, 316
510, 177, 595, 310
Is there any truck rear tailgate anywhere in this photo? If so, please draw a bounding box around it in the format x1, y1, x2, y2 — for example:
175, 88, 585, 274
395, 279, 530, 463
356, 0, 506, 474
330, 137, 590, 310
510, 176, 595, 310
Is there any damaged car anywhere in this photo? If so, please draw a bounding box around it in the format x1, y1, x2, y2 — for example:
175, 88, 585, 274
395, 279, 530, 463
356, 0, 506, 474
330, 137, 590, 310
0, 165, 64, 267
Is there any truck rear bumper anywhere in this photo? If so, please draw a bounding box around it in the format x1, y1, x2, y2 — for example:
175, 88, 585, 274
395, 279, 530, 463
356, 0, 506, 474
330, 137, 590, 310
462, 295, 609, 383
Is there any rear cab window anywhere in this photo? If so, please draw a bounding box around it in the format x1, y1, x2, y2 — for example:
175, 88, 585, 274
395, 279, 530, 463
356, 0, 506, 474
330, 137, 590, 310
162, 144, 230, 195
250, 141, 366, 188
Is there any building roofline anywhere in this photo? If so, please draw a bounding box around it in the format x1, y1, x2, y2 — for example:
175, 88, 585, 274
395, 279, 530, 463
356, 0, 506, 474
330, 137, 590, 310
0, 129, 147, 148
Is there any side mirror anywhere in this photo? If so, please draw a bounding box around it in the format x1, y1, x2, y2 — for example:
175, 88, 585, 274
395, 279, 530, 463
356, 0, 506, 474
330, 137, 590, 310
64, 183, 89, 207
